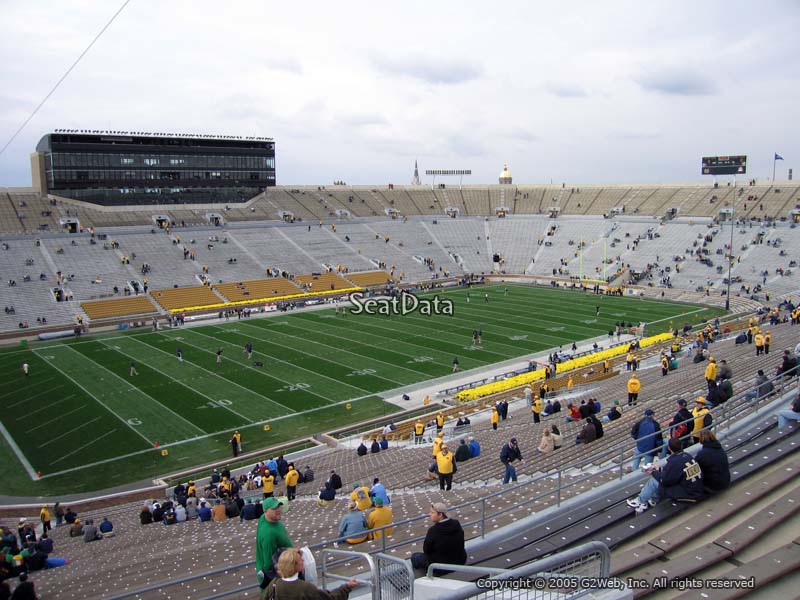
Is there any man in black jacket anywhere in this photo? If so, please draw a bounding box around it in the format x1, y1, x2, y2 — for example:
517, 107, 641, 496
410, 503, 467, 573
627, 439, 704, 513
695, 430, 730, 493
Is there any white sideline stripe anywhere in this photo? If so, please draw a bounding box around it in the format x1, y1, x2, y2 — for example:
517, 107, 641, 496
38, 416, 103, 448
0, 377, 55, 400
17, 394, 75, 420
106, 338, 255, 424
28, 404, 86, 432
50, 429, 117, 466
61, 344, 207, 436
0, 421, 39, 480
33, 348, 154, 446
7, 385, 64, 409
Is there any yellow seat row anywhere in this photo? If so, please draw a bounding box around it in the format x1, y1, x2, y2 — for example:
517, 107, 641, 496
80, 296, 158, 320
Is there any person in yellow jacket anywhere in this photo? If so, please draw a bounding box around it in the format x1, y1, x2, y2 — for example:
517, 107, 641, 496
531, 394, 543, 424
603, 359, 610, 374
262, 472, 275, 498
436, 444, 455, 491
567, 375, 574, 389
285, 464, 300, 501
626, 352, 633, 371
691, 396, 712, 444
414, 420, 425, 445
351, 483, 372, 511
39, 505, 52, 533
627, 374, 641, 406
754, 332, 764, 355
705, 356, 718, 389
491, 406, 500, 430
367, 497, 394, 539
764, 331, 771, 355
661, 353, 669, 377
432, 434, 443, 457
233, 430, 242, 453
435, 412, 445, 432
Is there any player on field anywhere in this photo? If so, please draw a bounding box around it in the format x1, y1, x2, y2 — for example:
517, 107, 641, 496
129, 361, 138, 376
452, 357, 460, 373
177, 347, 183, 362
22, 362, 29, 376
216, 348, 223, 364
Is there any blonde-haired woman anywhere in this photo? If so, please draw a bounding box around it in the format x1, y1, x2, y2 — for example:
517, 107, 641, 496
262, 548, 358, 600
536, 429, 554, 454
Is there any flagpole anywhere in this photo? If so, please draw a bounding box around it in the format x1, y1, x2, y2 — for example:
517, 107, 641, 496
773, 154, 777, 182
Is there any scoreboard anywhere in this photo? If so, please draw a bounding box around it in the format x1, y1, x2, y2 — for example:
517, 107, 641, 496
702, 156, 747, 175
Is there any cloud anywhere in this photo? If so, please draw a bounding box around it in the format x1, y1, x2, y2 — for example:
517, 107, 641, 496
264, 57, 303, 75
337, 113, 388, 127
613, 131, 662, 141
546, 83, 588, 98
371, 54, 482, 84
634, 68, 717, 96
499, 130, 540, 143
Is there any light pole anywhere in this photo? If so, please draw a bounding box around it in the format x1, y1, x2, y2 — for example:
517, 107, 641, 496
725, 176, 736, 311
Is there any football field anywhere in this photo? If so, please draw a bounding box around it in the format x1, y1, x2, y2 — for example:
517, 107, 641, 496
0, 284, 725, 496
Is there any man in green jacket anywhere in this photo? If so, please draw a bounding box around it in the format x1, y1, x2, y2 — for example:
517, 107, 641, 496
256, 498, 294, 588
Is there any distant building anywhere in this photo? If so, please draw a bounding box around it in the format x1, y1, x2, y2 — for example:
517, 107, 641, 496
499, 163, 512, 184
32, 132, 275, 206
411, 159, 421, 185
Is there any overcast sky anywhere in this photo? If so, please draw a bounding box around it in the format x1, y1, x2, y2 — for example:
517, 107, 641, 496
1, 0, 797, 186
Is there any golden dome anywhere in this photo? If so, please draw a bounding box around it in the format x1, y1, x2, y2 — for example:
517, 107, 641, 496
499, 163, 512, 179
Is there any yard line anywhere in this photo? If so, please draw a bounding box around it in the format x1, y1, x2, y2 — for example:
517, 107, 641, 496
0, 421, 39, 480
60, 345, 207, 436
7, 385, 64, 409
176, 328, 370, 399
158, 330, 322, 406
33, 348, 154, 445
50, 429, 117, 466
277, 315, 454, 369
232, 321, 413, 385
38, 416, 103, 448
299, 312, 511, 361
648, 307, 706, 325
38, 391, 385, 479
28, 404, 87, 432
0, 377, 55, 400
121, 336, 292, 415
17, 394, 75, 420
236, 320, 433, 380
106, 338, 256, 423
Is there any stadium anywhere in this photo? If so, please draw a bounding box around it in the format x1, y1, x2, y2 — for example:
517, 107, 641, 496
1, 4, 800, 600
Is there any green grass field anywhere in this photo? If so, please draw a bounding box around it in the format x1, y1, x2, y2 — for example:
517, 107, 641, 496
0, 284, 725, 497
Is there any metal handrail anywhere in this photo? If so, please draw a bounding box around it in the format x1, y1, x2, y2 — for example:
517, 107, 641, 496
431, 541, 611, 600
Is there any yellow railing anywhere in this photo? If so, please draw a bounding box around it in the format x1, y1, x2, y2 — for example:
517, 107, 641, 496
455, 332, 673, 402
